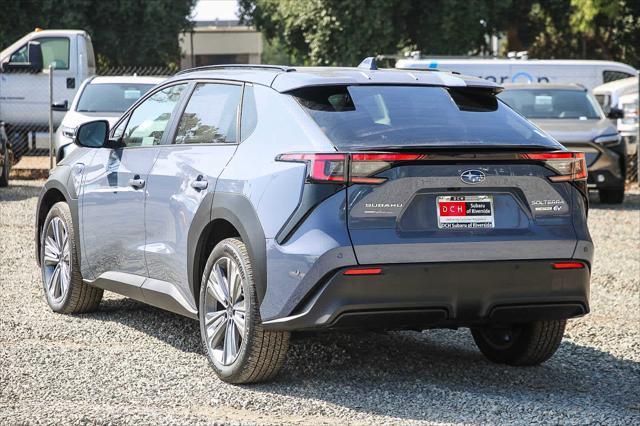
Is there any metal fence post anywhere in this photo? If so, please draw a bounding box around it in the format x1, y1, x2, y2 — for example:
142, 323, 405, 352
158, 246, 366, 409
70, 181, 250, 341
48, 64, 54, 170
637, 70, 639, 188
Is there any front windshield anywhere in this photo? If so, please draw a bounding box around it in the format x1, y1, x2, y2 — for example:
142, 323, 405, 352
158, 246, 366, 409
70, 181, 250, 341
292, 85, 560, 150
76, 83, 156, 113
498, 89, 603, 120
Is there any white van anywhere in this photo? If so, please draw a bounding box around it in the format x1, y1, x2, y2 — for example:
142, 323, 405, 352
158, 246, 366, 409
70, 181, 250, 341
0, 29, 96, 160
396, 58, 637, 91
593, 76, 638, 149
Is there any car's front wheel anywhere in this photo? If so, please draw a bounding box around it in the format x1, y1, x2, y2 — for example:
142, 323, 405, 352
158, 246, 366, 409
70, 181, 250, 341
471, 320, 566, 366
41, 202, 103, 313
199, 238, 289, 383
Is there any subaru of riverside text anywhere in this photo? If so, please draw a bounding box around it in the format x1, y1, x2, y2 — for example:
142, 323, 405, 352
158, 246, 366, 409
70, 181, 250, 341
35, 60, 592, 384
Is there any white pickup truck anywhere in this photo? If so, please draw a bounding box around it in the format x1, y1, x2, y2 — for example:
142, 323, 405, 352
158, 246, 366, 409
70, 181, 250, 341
0, 29, 95, 161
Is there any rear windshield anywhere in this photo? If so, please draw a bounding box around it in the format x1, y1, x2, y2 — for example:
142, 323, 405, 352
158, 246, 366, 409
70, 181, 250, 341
291, 85, 560, 150
76, 83, 156, 113
498, 89, 603, 120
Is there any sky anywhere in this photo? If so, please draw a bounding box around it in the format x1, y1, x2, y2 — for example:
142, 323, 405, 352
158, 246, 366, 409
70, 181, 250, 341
190, 0, 241, 22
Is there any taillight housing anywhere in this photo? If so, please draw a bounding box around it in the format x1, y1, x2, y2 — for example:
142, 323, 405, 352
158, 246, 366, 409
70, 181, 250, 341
519, 152, 587, 182
276, 152, 424, 184
276, 150, 587, 184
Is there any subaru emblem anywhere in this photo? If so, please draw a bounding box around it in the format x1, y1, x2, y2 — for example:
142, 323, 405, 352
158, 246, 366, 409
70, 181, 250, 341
460, 170, 485, 184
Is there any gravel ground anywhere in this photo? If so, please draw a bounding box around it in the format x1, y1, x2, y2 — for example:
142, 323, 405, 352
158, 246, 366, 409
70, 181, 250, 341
1, 180, 639, 425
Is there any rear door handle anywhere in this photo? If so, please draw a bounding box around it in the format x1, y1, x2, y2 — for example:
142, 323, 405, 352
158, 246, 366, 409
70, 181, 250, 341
128, 175, 145, 189
191, 176, 208, 191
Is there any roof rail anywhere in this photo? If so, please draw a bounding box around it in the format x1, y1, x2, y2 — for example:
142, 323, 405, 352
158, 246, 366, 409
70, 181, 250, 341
175, 64, 295, 75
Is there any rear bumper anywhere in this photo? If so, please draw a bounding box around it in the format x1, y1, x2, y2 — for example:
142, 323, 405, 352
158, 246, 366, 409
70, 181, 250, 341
262, 260, 590, 331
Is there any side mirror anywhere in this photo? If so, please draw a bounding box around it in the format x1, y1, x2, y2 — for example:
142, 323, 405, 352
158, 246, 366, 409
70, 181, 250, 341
51, 100, 68, 112
607, 107, 624, 120
27, 41, 43, 71
75, 120, 109, 148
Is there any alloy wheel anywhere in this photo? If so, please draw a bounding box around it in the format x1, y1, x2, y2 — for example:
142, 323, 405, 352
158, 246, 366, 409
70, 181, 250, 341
203, 256, 247, 366
43, 217, 71, 303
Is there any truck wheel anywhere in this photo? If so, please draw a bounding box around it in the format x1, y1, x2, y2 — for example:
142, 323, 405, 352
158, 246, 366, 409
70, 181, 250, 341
199, 238, 289, 384
9, 129, 28, 164
471, 320, 566, 366
41, 202, 103, 313
0, 142, 9, 187
599, 187, 625, 204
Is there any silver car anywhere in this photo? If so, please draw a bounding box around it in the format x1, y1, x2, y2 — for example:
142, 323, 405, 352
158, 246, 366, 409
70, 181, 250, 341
499, 83, 626, 203
54, 76, 164, 161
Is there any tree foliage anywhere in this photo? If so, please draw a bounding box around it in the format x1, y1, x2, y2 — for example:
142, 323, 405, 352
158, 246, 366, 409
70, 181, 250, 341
239, 0, 640, 67
0, 0, 196, 68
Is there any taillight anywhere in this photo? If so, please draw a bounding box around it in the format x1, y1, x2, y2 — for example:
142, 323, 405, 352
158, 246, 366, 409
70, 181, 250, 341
520, 152, 587, 182
276, 152, 424, 184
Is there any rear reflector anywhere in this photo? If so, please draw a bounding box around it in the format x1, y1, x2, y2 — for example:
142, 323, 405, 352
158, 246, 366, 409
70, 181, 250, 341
343, 267, 383, 276
552, 262, 585, 270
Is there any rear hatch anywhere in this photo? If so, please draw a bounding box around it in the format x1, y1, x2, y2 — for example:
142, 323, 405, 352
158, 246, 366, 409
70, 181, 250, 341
345, 153, 583, 264
286, 83, 587, 265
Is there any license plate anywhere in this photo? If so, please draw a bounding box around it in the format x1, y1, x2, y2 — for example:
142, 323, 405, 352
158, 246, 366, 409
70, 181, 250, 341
437, 195, 494, 229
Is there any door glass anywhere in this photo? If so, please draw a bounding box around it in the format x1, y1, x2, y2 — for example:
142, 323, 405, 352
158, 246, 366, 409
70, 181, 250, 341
174, 83, 242, 144
122, 84, 186, 147
9, 45, 28, 63
39, 38, 70, 70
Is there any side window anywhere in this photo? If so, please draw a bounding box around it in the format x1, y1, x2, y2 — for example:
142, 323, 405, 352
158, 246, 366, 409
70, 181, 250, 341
112, 117, 128, 140
603, 70, 633, 83
9, 45, 28, 63
39, 38, 70, 70
122, 84, 186, 147
240, 84, 258, 141
174, 83, 242, 144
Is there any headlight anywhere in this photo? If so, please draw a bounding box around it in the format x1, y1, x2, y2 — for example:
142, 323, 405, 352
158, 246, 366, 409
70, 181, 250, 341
622, 102, 638, 125
593, 134, 621, 146
61, 125, 76, 139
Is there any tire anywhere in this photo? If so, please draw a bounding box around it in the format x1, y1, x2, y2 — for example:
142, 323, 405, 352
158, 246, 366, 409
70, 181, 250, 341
471, 320, 566, 366
40, 202, 103, 313
0, 142, 9, 187
599, 187, 625, 204
199, 238, 289, 384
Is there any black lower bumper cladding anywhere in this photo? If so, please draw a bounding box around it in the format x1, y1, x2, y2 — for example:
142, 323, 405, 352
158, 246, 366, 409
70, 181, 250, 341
263, 260, 590, 331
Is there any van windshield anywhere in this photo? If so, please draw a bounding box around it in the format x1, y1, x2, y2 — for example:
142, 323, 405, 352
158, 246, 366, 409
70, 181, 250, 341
291, 85, 560, 150
76, 83, 156, 113
498, 89, 603, 120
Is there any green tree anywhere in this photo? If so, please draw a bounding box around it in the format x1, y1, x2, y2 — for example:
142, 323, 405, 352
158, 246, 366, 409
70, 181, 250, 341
239, 0, 501, 65
0, 0, 196, 68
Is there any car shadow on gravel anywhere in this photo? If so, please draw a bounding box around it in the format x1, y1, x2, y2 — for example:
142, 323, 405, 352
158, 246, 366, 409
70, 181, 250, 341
86, 296, 202, 354
0, 184, 42, 202
85, 298, 640, 422
259, 330, 640, 422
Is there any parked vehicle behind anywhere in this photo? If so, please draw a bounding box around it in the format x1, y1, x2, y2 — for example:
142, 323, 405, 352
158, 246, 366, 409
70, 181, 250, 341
499, 83, 626, 203
0, 121, 13, 186
54, 76, 164, 161
593, 76, 639, 157
0, 29, 95, 161
35, 63, 592, 384
396, 57, 637, 91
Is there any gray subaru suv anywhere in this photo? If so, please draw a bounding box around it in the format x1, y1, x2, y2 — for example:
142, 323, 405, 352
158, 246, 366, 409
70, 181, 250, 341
35, 62, 592, 384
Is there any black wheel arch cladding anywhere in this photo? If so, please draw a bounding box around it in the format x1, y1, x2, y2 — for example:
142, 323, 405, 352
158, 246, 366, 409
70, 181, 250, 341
188, 192, 268, 308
